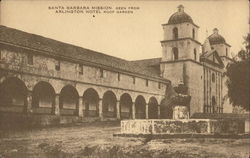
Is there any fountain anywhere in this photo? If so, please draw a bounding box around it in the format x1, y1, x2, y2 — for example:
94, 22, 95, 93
118, 83, 247, 137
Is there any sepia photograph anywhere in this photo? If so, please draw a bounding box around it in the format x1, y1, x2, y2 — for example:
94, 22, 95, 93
0, 0, 249, 157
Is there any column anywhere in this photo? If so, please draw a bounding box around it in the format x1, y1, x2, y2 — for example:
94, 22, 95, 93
26, 91, 33, 113
98, 98, 103, 119
54, 94, 60, 115
145, 104, 149, 119
158, 105, 161, 119
78, 97, 83, 117
116, 100, 120, 120
132, 102, 135, 119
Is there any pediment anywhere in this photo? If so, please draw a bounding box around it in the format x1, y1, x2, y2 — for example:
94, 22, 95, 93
200, 50, 224, 68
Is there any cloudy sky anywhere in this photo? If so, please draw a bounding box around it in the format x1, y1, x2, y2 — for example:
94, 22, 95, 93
1, 0, 249, 60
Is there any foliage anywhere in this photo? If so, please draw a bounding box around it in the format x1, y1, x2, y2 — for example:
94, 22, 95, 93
226, 34, 250, 111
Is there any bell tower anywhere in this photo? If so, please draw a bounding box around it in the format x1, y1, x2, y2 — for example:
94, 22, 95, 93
160, 5, 202, 86
161, 5, 201, 62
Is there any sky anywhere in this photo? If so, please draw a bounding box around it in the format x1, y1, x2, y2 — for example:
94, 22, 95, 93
0, 0, 249, 60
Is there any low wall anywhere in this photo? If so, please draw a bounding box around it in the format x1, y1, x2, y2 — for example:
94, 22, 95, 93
121, 119, 247, 135
121, 119, 216, 134
0, 112, 102, 129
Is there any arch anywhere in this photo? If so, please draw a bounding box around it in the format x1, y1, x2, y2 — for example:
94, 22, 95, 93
0, 77, 27, 107
194, 48, 197, 61
102, 91, 117, 118
120, 93, 133, 119
173, 47, 178, 60
135, 95, 146, 119
32, 81, 55, 114
82, 88, 99, 117
59, 85, 79, 115
148, 97, 158, 119
173, 27, 178, 39
160, 98, 173, 119
192, 28, 195, 39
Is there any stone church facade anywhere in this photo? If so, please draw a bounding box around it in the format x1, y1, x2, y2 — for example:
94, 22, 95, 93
0, 5, 233, 126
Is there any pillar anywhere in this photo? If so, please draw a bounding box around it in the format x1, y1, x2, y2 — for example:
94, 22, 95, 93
158, 105, 161, 119
26, 91, 33, 113
116, 100, 120, 119
78, 97, 83, 117
145, 104, 149, 119
99, 98, 103, 119
132, 102, 135, 119
54, 94, 60, 115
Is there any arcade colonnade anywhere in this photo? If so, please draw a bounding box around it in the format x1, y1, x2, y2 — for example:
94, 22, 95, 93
0, 77, 164, 120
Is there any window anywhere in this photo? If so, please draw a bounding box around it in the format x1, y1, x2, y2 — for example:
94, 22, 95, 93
173, 27, 178, 39
133, 76, 136, 84
146, 80, 149, 87
194, 49, 197, 61
118, 73, 120, 81
192, 28, 195, 39
27, 54, 33, 65
100, 69, 104, 78
79, 64, 83, 75
158, 82, 161, 89
55, 60, 60, 71
212, 73, 215, 82
211, 47, 214, 50
173, 47, 178, 60
212, 96, 216, 113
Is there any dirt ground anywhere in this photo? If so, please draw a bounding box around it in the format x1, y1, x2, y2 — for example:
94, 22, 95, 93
0, 122, 249, 158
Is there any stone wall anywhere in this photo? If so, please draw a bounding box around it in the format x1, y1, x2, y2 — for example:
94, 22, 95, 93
121, 119, 247, 135
0, 47, 167, 96
121, 119, 216, 134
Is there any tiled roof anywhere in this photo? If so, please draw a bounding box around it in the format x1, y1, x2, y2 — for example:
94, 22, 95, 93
131, 58, 161, 66
131, 58, 162, 77
0, 25, 167, 81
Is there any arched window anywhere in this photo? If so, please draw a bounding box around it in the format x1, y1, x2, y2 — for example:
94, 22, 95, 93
194, 48, 197, 61
212, 73, 215, 82
173, 48, 178, 60
173, 27, 178, 39
192, 28, 195, 39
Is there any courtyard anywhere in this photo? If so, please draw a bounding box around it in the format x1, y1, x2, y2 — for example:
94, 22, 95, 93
0, 122, 249, 158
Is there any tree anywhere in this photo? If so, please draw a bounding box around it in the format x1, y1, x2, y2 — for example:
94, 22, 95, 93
226, 34, 250, 111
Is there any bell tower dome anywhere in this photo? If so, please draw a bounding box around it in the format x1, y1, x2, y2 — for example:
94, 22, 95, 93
207, 28, 231, 58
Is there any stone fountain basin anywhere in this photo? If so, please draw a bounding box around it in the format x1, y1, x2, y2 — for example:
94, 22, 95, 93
120, 119, 245, 135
